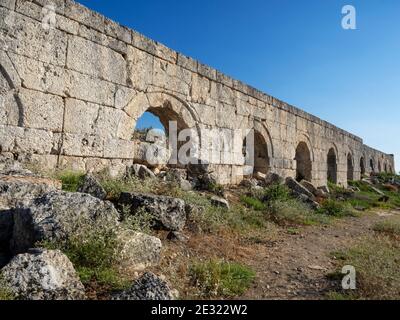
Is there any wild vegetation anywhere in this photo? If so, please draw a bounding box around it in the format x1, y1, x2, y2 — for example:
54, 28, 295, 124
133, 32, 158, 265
46, 169, 400, 299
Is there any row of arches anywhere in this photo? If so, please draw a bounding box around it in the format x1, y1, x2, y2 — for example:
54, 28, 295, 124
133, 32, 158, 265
125, 92, 394, 184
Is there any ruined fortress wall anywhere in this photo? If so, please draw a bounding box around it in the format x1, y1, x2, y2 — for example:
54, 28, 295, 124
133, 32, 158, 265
0, 0, 395, 186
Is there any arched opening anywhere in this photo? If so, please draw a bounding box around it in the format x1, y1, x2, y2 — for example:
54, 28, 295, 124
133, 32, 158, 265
132, 100, 196, 168
327, 148, 337, 184
360, 157, 366, 176
378, 161, 382, 173
295, 142, 312, 182
243, 130, 270, 176
347, 153, 354, 181
384, 163, 388, 173
370, 159, 375, 173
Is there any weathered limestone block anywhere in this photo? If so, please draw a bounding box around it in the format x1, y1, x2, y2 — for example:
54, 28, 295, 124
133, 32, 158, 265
65, 0, 105, 33
0, 91, 20, 127
103, 138, 135, 159
9, 53, 70, 96
64, 98, 100, 135
116, 230, 162, 272
112, 272, 174, 301
0, 0, 15, 10
191, 74, 210, 104
197, 62, 216, 80
127, 46, 153, 91
67, 69, 116, 106
118, 192, 187, 231
104, 18, 132, 43
2, 249, 86, 300
177, 53, 197, 72
15, 128, 56, 155
123, 91, 148, 119
0, 8, 67, 67
216, 103, 236, 129
10, 191, 120, 254
61, 133, 104, 158
66, 35, 127, 85
18, 88, 64, 131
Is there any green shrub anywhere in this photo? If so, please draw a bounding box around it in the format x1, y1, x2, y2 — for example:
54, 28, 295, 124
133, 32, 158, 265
318, 199, 356, 217
120, 206, 155, 234
190, 260, 255, 297
56, 171, 85, 192
207, 182, 225, 197
40, 228, 128, 290
267, 199, 329, 226
240, 196, 266, 211
262, 184, 290, 203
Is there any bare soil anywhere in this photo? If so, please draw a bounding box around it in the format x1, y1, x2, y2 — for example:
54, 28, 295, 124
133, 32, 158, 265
154, 209, 400, 300
241, 209, 400, 300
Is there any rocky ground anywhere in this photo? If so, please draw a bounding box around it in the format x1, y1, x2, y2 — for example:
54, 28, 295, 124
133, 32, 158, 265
1, 154, 399, 300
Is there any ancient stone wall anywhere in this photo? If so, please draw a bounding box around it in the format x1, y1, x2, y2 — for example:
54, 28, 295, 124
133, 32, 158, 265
0, 0, 395, 186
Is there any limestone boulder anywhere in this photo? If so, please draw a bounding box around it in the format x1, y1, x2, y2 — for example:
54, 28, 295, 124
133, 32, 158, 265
115, 229, 162, 272
118, 192, 186, 231
0, 175, 62, 208
285, 177, 315, 200
1, 249, 86, 300
300, 180, 319, 196
210, 196, 230, 209
77, 174, 107, 200
10, 191, 120, 254
126, 163, 156, 180
318, 185, 330, 194
112, 272, 174, 300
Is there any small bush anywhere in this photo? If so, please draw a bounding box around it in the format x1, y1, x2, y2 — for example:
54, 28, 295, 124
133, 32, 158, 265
121, 206, 155, 234
40, 228, 128, 290
207, 182, 225, 197
190, 260, 255, 297
267, 199, 329, 226
56, 171, 85, 192
262, 184, 290, 203
318, 199, 356, 217
240, 196, 266, 211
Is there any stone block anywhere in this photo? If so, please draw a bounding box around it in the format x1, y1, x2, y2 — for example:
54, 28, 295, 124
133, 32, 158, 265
67, 35, 127, 85
18, 88, 64, 132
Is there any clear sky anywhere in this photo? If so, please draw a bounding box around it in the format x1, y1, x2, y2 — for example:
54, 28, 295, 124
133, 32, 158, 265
77, 0, 400, 172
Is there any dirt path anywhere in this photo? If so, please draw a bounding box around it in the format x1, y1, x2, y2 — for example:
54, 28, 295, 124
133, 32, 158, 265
241, 209, 400, 300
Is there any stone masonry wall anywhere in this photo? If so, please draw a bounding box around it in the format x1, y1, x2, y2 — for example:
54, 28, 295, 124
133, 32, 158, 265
0, 0, 395, 186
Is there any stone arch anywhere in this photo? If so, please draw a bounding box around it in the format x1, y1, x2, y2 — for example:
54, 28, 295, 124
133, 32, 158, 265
347, 152, 354, 181
327, 147, 338, 184
0, 51, 23, 127
243, 121, 273, 175
370, 159, 375, 173
360, 156, 366, 176
295, 142, 312, 182
125, 91, 202, 167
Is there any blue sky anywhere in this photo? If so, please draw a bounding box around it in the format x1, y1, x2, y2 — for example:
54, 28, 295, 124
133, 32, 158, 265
77, 0, 400, 172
